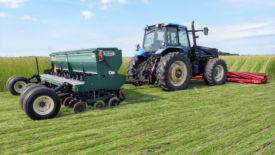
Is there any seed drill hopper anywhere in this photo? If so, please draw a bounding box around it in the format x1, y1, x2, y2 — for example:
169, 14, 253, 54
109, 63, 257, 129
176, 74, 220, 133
6, 48, 126, 120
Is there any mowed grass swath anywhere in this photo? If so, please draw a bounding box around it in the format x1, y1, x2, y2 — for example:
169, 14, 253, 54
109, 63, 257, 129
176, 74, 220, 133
0, 55, 274, 154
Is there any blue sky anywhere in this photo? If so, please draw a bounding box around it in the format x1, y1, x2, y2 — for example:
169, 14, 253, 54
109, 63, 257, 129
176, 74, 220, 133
0, 0, 274, 57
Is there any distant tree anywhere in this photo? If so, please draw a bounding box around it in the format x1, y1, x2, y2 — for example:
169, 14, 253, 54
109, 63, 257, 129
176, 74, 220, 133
218, 51, 239, 56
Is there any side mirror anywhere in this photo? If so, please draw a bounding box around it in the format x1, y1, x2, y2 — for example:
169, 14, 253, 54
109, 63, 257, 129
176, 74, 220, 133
136, 44, 140, 51
204, 27, 209, 35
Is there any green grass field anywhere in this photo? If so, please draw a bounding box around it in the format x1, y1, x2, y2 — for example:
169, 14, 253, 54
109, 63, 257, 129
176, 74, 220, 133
0, 56, 274, 154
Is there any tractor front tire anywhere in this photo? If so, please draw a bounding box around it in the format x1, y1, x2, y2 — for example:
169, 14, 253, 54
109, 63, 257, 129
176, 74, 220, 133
156, 52, 192, 91
23, 87, 61, 120
203, 58, 227, 86
8, 76, 30, 95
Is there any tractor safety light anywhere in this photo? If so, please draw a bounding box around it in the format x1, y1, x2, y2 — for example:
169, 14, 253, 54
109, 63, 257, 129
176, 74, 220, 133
99, 50, 104, 61
53, 65, 57, 73
161, 23, 164, 27
73, 88, 76, 91
145, 27, 148, 30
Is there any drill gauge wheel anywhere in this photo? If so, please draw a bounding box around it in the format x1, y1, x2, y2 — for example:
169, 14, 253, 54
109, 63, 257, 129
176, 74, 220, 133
22, 87, 61, 120
108, 97, 120, 107
94, 100, 105, 109
8, 76, 30, 95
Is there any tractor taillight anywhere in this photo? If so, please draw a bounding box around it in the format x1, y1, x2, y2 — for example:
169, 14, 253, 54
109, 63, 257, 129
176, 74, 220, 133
145, 27, 148, 30
99, 50, 104, 61
53, 65, 57, 73
161, 23, 164, 27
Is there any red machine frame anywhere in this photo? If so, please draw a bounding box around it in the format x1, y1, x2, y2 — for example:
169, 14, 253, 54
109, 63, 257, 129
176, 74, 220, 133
192, 71, 268, 84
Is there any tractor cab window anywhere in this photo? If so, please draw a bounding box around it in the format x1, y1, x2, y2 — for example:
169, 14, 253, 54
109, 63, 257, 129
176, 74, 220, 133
167, 27, 178, 46
143, 27, 166, 52
178, 28, 190, 52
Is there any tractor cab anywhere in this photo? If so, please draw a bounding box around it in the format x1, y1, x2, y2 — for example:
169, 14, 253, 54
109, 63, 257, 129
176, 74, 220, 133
135, 23, 192, 57
135, 23, 212, 60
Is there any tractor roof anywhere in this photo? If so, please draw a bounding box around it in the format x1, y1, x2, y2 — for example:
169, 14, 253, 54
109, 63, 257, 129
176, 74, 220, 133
149, 23, 187, 29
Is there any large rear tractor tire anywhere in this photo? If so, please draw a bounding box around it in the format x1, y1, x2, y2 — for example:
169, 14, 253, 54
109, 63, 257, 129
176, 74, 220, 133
203, 58, 227, 86
156, 52, 192, 91
22, 87, 61, 120
8, 76, 30, 95
127, 56, 156, 84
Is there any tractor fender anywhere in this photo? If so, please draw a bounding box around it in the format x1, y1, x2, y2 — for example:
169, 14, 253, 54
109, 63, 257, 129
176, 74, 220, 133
155, 46, 187, 56
134, 48, 148, 57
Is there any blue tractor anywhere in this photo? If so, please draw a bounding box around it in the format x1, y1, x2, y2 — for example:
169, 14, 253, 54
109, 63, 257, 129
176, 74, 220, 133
127, 21, 228, 91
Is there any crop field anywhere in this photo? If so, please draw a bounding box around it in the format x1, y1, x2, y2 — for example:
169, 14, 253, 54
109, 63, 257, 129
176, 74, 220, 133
0, 55, 274, 154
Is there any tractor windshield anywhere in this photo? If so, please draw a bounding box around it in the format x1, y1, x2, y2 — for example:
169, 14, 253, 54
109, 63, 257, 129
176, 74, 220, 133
143, 27, 166, 52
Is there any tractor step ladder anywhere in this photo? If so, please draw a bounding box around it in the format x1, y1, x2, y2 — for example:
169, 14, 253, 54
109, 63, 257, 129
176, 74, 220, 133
192, 71, 268, 84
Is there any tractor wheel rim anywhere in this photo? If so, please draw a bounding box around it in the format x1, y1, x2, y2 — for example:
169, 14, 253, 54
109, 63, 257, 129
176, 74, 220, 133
214, 65, 224, 81
14, 81, 26, 93
169, 61, 187, 86
33, 95, 55, 115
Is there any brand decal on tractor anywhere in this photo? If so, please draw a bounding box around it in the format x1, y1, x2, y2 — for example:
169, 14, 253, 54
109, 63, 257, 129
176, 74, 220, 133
103, 51, 116, 56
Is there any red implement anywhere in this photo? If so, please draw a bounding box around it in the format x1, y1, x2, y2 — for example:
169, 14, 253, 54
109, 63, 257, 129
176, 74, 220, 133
192, 71, 268, 84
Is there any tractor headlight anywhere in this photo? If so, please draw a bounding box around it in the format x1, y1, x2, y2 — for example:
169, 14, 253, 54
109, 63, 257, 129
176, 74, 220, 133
162, 42, 165, 46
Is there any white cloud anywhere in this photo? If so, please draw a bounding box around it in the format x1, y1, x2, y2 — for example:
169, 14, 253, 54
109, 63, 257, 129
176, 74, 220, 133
101, 4, 108, 10
0, 0, 27, 8
118, 0, 127, 4
142, 0, 148, 4
264, 45, 275, 48
22, 15, 37, 21
81, 10, 94, 20
20, 31, 24, 33
190, 22, 275, 43
0, 12, 6, 17
101, 0, 112, 3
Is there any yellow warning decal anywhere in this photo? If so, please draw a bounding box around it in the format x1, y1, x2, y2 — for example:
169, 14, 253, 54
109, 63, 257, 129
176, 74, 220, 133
254, 81, 258, 83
